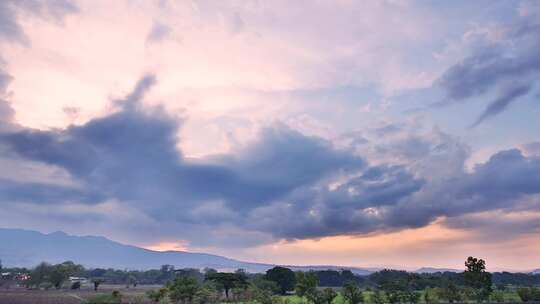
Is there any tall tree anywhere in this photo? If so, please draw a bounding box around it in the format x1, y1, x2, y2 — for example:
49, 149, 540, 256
464, 256, 493, 302
205, 272, 246, 299
29, 262, 52, 288
265, 266, 296, 295
50, 261, 84, 289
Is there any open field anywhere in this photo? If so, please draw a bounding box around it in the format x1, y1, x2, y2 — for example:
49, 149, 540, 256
0, 285, 158, 304
0, 288, 532, 304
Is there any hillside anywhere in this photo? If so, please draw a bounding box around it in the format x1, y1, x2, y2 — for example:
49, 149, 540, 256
0, 228, 371, 274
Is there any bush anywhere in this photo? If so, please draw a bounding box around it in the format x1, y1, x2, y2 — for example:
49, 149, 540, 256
148, 288, 169, 303
342, 282, 363, 304
370, 290, 386, 304
517, 287, 540, 302
251, 286, 284, 304
194, 285, 220, 304
489, 290, 505, 302
167, 276, 200, 304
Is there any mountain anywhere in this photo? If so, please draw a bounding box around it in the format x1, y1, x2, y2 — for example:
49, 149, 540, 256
532, 269, 540, 274
0, 228, 372, 274
415, 267, 460, 273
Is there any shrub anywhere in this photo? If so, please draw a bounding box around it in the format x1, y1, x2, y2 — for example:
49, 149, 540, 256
342, 282, 363, 304
148, 288, 169, 303
194, 285, 220, 304
517, 287, 540, 302
489, 290, 505, 303
168, 276, 200, 304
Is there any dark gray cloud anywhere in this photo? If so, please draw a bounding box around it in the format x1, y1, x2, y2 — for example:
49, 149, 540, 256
247, 164, 425, 240
471, 82, 531, 127
0, 74, 364, 236
1, 74, 540, 247
0, 0, 77, 44
436, 10, 540, 126
0, 177, 102, 205
247, 147, 540, 241
385, 149, 540, 231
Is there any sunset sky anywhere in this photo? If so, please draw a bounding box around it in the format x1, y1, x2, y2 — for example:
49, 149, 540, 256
1, 0, 540, 271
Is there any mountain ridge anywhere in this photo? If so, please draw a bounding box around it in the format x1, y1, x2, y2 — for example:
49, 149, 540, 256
2, 228, 536, 274
0, 228, 372, 274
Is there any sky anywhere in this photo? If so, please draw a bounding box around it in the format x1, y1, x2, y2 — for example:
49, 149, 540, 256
0, 0, 540, 271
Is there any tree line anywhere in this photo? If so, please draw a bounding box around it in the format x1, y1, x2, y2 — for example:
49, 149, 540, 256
1, 257, 540, 303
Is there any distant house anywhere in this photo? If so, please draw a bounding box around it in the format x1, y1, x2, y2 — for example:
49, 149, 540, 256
69, 276, 88, 284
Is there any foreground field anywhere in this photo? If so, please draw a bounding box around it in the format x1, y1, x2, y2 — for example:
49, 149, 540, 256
0, 289, 527, 304
0, 284, 527, 304
0, 285, 158, 304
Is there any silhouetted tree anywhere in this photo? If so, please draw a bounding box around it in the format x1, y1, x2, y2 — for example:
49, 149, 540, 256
464, 256, 492, 302
205, 272, 246, 299
265, 266, 296, 295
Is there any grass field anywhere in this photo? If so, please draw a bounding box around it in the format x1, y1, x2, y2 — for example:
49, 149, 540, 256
0, 286, 526, 304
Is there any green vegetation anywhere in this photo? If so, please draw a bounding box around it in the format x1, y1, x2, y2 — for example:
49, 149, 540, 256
266, 266, 297, 295
1, 256, 539, 303
84, 291, 122, 304
517, 287, 540, 302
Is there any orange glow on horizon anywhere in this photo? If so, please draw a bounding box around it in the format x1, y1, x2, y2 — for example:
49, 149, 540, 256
144, 241, 189, 252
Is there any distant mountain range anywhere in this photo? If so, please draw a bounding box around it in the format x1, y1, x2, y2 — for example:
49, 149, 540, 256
0, 228, 372, 274
1, 228, 537, 275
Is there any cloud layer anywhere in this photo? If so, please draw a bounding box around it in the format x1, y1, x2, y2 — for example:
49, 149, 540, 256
0, 1, 539, 267
436, 2, 540, 126
0, 0, 77, 44
1, 75, 540, 249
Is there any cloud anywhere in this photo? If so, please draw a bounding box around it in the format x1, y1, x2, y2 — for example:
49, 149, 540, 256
0, 66, 15, 130
1, 74, 540, 248
0, 75, 365, 244
522, 141, 540, 156
146, 21, 172, 44
443, 209, 540, 242
385, 149, 540, 231
471, 82, 532, 127
436, 7, 540, 126
0, 0, 77, 44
